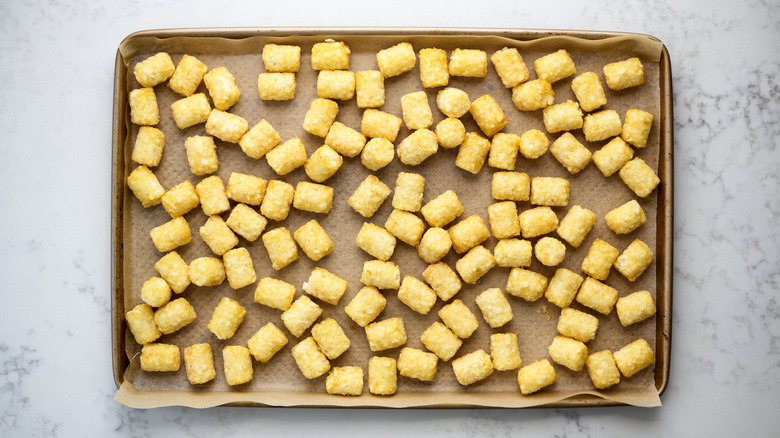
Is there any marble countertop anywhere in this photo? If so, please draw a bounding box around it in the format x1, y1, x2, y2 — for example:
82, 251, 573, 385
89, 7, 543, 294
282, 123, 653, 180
1, 0, 777, 436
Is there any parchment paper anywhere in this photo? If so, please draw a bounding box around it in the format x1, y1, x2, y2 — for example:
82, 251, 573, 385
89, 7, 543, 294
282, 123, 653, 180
114, 30, 665, 408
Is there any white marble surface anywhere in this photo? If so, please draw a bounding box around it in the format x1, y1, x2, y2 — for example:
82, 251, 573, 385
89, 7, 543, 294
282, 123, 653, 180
1, 0, 778, 436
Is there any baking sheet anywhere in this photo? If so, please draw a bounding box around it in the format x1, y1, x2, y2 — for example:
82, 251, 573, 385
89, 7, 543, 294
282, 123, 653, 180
111, 28, 672, 408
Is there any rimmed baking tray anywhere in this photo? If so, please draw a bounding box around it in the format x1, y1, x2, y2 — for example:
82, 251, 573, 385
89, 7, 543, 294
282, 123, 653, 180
112, 27, 672, 408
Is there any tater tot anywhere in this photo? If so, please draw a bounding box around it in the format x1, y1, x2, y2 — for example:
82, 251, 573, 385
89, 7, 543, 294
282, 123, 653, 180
491, 47, 529, 88
223, 346, 253, 386
257, 72, 296, 100
205, 109, 248, 143
129, 87, 159, 126
475, 288, 513, 328
604, 199, 646, 235
435, 117, 466, 148
326, 367, 363, 396
348, 175, 391, 218
377, 42, 416, 78
344, 286, 386, 327
603, 57, 644, 90
518, 129, 550, 160
168, 55, 208, 96
401, 91, 434, 130
534, 49, 576, 83
134, 52, 175, 88
311, 41, 351, 70
303, 98, 339, 138
449, 49, 487, 77
417, 227, 452, 264
492, 171, 530, 201
207, 297, 246, 340
421, 190, 464, 227
488, 133, 521, 170
356, 222, 397, 261
557, 307, 598, 342
247, 322, 289, 363
226, 203, 267, 242
254, 277, 296, 311
512, 79, 554, 111
571, 71, 607, 112
171, 93, 211, 129
127, 165, 165, 207
188, 257, 225, 287
613, 338, 655, 377
162, 180, 199, 218
423, 262, 462, 302
452, 349, 494, 386
361, 260, 401, 290
155, 251, 190, 294
239, 119, 281, 159
550, 132, 591, 174
199, 215, 238, 256
294, 219, 334, 262
355, 70, 385, 108
397, 129, 438, 166
126, 304, 162, 345
281, 296, 322, 338
317, 70, 356, 101
266, 137, 308, 176
615, 290, 656, 326
361, 109, 402, 143
132, 126, 165, 167
203, 67, 241, 111
543, 100, 583, 133
398, 276, 438, 315
455, 132, 491, 174
262, 227, 298, 270
422, 321, 462, 361
141, 343, 180, 372
361, 138, 395, 171
619, 158, 660, 198
517, 359, 557, 395
581, 239, 619, 281
419, 48, 449, 88
393, 172, 425, 212
614, 239, 654, 281
621, 109, 653, 148
397, 347, 438, 381
545, 269, 585, 309
369, 356, 397, 395
518, 206, 558, 238
449, 214, 490, 254
556, 205, 596, 248
262, 44, 301, 72
195, 175, 230, 216
582, 109, 622, 143
530, 177, 570, 207
223, 247, 257, 289
470, 94, 507, 137
437, 87, 471, 118
291, 337, 331, 379
365, 317, 407, 352
506, 267, 547, 302
303, 267, 348, 305
576, 277, 619, 315
325, 121, 367, 158
455, 245, 495, 285
154, 297, 197, 334
260, 180, 294, 221
226, 172, 267, 206
491, 333, 522, 371
293, 181, 333, 214
150, 216, 191, 253
184, 343, 216, 384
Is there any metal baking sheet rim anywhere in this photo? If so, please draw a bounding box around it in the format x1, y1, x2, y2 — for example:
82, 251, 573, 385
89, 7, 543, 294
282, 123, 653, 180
110, 27, 673, 408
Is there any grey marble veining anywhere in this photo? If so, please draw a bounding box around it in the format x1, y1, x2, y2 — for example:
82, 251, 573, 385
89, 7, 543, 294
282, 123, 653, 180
0, 0, 778, 437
